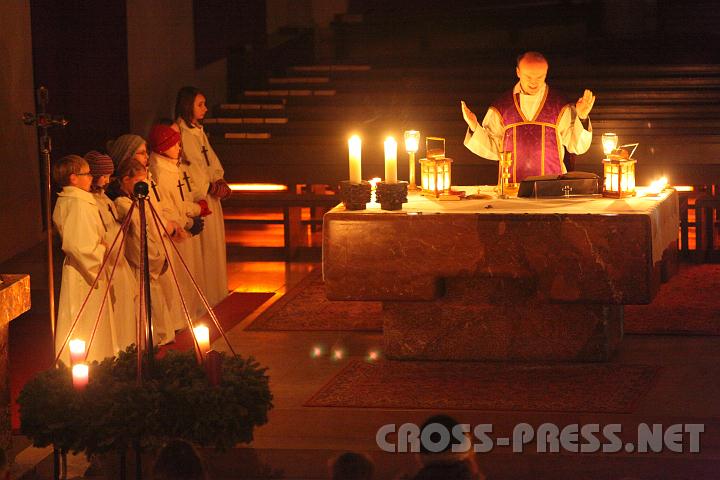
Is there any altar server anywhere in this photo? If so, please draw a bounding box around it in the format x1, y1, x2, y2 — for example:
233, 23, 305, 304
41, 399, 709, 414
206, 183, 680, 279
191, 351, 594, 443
85, 151, 137, 353
147, 123, 210, 320
175, 86, 231, 307
52, 155, 115, 363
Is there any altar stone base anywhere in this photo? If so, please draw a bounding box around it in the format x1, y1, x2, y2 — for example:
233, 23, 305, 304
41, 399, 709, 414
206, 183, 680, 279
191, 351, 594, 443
383, 276, 623, 362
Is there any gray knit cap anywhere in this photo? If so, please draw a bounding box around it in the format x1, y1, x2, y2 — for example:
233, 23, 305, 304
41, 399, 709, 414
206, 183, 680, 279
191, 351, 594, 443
106, 134, 146, 167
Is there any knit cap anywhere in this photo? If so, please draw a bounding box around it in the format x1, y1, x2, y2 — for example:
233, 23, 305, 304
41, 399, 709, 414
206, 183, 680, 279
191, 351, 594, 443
84, 150, 114, 177
107, 134, 146, 167
148, 124, 181, 154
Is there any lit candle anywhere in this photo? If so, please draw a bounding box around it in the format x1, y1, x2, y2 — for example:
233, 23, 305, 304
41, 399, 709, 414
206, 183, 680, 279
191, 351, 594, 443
69, 338, 86, 365
193, 325, 210, 355
384, 136, 397, 184
72, 363, 89, 390
348, 135, 362, 184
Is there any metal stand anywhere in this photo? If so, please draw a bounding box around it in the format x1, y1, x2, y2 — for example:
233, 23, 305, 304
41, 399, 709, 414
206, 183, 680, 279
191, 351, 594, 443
22, 86, 68, 348
23, 87, 68, 480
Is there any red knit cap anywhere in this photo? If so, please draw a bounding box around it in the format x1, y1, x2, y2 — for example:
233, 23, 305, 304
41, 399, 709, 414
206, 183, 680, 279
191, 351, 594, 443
84, 150, 115, 176
148, 124, 181, 154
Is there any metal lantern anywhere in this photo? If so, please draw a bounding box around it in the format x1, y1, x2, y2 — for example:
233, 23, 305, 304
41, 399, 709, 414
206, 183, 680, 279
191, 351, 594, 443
419, 157, 453, 197
602, 156, 636, 198
602, 140, 638, 198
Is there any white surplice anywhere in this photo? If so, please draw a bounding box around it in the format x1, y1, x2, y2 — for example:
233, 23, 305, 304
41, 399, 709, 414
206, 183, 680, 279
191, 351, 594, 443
53, 186, 115, 363
94, 191, 137, 353
114, 194, 185, 344
148, 152, 207, 320
178, 118, 229, 307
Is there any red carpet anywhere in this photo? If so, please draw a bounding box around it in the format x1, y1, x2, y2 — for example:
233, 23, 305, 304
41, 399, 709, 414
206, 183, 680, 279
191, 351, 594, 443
625, 264, 720, 335
306, 360, 658, 414
9, 291, 273, 431
251, 265, 720, 336
248, 269, 383, 331
160, 291, 273, 353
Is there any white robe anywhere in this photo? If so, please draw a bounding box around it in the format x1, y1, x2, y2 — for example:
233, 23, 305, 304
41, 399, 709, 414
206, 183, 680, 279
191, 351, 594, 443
94, 191, 137, 353
178, 119, 228, 306
114, 195, 185, 344
53, 186, 115, 363
464, 83, 593, 171
148, 152, 207, 320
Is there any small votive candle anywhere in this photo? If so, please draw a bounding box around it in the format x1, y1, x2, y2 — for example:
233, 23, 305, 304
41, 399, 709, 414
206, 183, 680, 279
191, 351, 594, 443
193, 325, 211, 355
72, 363, 89, 390
69, 339, 86, 365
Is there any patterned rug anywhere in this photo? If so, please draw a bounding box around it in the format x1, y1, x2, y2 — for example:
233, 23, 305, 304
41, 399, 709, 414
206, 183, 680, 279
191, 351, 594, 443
248, 265, 720, 335
247, 269, 382, 331
624, 263, 720, 335
306, 360, 658, 413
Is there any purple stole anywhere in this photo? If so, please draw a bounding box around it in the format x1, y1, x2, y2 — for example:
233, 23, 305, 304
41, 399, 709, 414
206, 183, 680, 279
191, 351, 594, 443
492, 87, 569, 182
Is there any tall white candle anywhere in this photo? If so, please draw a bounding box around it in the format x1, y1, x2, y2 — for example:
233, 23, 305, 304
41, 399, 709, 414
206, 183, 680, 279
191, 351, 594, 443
72, 363, 89, 390
193, 325, 211, 355
69, 338, 86, 365
348, 135, 362, 184
384, 136, 397, 184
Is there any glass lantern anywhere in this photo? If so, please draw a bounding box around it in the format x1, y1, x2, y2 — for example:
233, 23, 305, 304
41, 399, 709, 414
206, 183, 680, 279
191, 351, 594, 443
419, 157, 453, 197
602, 157, 636, 198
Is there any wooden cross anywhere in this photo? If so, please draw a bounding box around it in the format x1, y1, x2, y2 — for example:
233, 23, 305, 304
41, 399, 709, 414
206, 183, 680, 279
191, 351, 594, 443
150, 180, 161, 202
201, 145, 210, 166
183, 171, 192, 193
177, 179, 185, 201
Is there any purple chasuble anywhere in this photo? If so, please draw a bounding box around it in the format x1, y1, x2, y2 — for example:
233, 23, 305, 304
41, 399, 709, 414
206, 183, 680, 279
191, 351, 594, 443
492, 87, 569, 182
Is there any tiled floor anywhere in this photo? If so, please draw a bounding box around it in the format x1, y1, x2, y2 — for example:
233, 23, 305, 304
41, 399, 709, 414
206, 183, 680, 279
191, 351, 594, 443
5, 216, 720, 479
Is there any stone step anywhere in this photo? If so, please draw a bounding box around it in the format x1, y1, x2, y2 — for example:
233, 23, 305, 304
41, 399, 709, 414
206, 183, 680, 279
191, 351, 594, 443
242, 89, 337, 98
288, 64, 371, 73
268, 76, 331, 84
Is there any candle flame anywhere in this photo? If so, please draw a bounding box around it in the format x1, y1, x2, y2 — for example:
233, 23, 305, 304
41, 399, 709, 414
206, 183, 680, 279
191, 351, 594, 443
69, 339, 86, 355
647, 177, 669, 195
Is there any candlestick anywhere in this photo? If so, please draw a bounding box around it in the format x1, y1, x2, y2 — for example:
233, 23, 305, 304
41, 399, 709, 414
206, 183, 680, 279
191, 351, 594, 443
384, 136, 397, 184
72, 363, 89, 390
193, 325, 211, 355
69, 338, 86, 365
348, 135, 362, 184
404, 130, 420, 190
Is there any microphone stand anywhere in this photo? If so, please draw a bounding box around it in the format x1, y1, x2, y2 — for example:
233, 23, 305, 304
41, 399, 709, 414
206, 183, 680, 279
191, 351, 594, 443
22, 86, 67, 480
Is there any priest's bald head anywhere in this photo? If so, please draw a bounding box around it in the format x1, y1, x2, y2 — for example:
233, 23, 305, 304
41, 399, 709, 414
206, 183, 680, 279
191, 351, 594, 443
516, 51, 549, 96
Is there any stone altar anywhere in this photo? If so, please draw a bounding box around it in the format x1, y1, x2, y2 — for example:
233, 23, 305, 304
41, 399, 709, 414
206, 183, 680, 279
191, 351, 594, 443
323, 187, 679, 362
0, 274, 31, 450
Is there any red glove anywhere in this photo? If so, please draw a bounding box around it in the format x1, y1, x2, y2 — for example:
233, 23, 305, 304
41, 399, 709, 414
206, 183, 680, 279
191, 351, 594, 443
209, 179, 232, 200
197, 199, 212, 217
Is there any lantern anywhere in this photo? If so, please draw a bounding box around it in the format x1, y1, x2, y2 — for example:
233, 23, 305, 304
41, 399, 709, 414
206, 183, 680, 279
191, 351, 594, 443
602, 138, 638, 198
602, 156, 636, 198
419, 157, 453, 197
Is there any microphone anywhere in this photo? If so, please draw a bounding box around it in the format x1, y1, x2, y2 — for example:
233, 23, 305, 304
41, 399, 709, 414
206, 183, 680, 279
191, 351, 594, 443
134, 181, 149, 199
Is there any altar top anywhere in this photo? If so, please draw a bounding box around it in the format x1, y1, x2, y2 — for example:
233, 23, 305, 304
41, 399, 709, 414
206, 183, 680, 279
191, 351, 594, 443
330, 185, 676, 216
323, 187, 679, 305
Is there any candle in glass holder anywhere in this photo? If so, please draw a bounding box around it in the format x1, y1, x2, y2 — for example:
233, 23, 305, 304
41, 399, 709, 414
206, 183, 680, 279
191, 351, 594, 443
72, 363, 89, 390
69, 338, 86, 365
384, 136, 397, 184
348, 135, 362, 184
193, 325, 211, 354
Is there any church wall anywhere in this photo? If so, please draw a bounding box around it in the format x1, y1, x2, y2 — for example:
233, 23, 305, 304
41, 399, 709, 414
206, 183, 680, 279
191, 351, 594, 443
0, 2, 42, 264
126, 0, 227, 137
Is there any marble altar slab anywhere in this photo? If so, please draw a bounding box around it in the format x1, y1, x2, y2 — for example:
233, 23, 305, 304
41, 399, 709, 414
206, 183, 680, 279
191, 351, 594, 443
323, 188, 678, 305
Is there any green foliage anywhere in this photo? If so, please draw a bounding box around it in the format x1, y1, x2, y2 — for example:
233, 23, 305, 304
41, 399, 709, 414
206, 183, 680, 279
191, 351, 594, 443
18, 345, 273, 455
